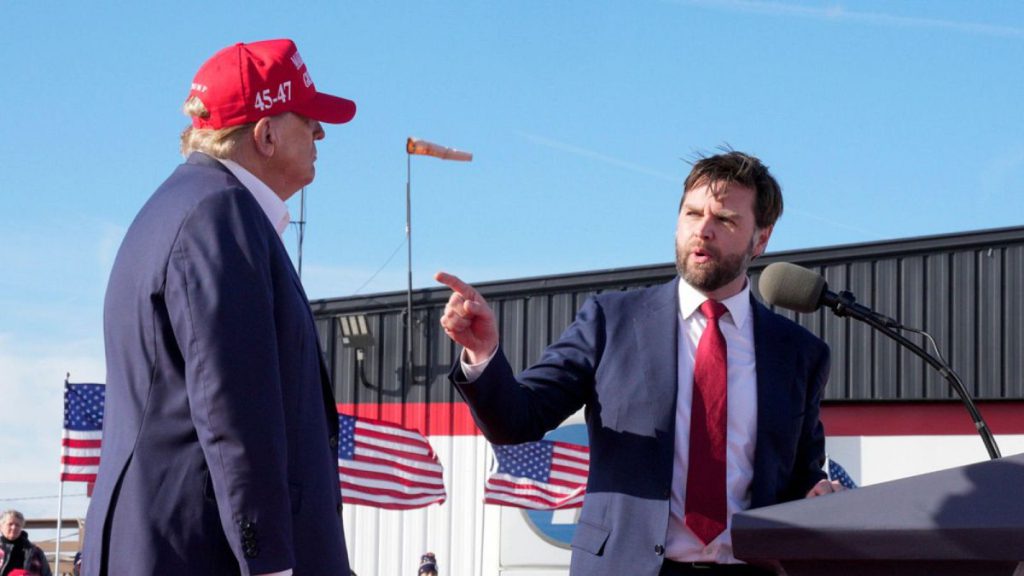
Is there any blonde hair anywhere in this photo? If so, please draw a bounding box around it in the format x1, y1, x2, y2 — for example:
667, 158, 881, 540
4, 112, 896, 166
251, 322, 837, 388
179, 96, 255, 158
1, 509, 25, 525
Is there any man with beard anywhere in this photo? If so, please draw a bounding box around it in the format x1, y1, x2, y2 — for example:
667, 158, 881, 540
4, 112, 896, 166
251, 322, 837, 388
435, 150, 843, 576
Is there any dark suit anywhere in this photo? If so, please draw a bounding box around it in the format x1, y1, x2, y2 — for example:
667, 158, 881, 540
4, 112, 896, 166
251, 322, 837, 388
452, 278, 829, 576
83, 153, 349, 576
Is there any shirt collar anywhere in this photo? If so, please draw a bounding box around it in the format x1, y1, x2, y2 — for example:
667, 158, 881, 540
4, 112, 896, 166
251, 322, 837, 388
677, 276, 752, 329
216, 158, 291, 236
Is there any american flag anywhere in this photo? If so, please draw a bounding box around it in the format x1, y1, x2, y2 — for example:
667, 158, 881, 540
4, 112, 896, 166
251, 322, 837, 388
61, 382, 105, 483
485, 440, 589, 509
827, 456, 858, 489
338, 414, 446, 510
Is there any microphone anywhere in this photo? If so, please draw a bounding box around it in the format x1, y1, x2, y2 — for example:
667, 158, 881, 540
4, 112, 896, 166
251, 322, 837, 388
758, 262, 899, 328
406, 138, 473, 161
758, 261, 1002, 460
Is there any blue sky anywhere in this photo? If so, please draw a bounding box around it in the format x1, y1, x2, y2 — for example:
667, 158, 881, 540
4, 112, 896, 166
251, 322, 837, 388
2, 1, 1022, 516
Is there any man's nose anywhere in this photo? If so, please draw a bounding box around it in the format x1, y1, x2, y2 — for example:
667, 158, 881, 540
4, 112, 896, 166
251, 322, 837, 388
693, 215, 715, 239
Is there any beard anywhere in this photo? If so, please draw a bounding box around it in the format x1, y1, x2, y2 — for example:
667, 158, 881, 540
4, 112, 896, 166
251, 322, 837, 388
676, 235, 756, 293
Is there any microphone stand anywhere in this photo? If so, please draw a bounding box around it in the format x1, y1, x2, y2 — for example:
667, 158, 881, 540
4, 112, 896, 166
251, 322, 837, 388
829, 290, 1001, 460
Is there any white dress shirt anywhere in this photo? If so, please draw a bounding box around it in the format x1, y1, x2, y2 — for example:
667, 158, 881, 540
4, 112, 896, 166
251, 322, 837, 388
666, 279, 758, 563
217, 158, 291, 236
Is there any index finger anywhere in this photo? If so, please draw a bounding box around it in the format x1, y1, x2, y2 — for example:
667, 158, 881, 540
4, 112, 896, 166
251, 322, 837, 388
435, 271, 482, 301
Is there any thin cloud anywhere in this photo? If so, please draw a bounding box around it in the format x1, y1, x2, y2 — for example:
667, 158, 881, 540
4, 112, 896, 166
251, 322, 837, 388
672, 0, 1024, 39
515, 133, 879, 239
786, 207, 878, 237
515, 131, 682, 184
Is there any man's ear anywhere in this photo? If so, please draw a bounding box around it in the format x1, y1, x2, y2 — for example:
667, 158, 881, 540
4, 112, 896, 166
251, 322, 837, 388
252, 117, 275, 158
753, 225, 773, 258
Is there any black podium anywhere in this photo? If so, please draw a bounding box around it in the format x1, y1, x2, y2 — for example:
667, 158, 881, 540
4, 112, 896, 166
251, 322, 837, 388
732, 452, 1024, 576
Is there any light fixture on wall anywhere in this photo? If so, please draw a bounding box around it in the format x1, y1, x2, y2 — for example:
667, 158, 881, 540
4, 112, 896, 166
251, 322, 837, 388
338, 314, 375, 388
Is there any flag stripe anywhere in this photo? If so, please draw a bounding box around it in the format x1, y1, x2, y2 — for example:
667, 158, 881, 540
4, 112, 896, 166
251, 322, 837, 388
354, 441, 443, 465
484, 491, 585, 509
341, 463, 445, 488
61, 447, 102, 458
483, 489, 583, 508
347, 452, 444, 477
61, 456, 101, 466
344, 487, 444, 506
355, 431, 434, 457
352, 448, 444, 471
486, 475, 585, 498
62, 440, 102, 450
340, 478, 446, 497
59, 471, 97, 479
481, 491, 585, 504
550, 463, 588, 477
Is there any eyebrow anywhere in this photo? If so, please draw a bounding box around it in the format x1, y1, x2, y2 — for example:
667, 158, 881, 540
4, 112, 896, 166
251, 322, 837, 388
682, 200, 741, 219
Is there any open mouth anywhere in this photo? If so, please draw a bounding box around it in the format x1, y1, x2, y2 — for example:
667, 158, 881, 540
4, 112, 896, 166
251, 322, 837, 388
690, 245, 715, 264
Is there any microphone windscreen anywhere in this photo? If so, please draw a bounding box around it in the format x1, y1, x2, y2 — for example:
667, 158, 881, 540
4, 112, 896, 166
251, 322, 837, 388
758, 262, 826, 313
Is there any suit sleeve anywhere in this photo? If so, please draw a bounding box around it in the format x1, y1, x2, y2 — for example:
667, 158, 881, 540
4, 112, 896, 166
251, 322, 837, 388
452, 295, 607, 444
165, 189, 294, 573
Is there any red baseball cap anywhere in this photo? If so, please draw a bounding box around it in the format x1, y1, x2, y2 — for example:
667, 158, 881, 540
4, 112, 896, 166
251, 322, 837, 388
187, 39, 356, 129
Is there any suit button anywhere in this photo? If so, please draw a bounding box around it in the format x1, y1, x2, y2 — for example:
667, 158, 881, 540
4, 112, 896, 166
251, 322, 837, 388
654, 544, 665, 556
244, 544, 260, 558
329, 435, 339, 449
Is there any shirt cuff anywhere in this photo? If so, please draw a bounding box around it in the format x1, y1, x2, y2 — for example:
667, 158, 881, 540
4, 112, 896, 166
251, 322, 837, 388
256, 571, 292, 576
460, 346, 497, 382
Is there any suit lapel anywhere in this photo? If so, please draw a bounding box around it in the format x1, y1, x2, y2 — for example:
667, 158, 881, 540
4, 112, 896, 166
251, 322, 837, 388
635, 279, 681, 433
752, 299, 786, 423
751, 298, 796, 505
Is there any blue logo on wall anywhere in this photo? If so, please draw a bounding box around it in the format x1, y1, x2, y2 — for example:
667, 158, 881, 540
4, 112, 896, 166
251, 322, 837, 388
521, 422, 588, 549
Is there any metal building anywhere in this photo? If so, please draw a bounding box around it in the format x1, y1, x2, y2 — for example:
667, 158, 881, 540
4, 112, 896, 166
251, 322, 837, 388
312, 225, 1024, 576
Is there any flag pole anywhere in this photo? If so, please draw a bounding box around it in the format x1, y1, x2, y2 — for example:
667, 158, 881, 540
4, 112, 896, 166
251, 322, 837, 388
404, 137, 473, 391
405, 151, 414, 390
55, 373, 68, 576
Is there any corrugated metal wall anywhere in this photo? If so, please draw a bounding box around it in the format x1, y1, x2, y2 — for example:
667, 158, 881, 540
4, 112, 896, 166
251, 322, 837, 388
312, 225, 1024, 575
313, 225, 1024, 405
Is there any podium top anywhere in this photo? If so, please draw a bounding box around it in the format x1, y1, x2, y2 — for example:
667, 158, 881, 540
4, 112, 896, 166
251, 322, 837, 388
732, 452, 1024, 561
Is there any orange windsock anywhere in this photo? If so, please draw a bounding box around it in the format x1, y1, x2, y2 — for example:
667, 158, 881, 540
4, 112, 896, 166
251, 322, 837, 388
406, 138, 473, 161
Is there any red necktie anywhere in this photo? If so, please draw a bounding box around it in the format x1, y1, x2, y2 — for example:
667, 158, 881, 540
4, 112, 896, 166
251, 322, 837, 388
685, 299, 729, 544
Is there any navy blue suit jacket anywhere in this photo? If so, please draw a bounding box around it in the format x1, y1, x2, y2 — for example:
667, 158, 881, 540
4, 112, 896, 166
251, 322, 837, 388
453, 278, 829, 576
83, 153, 349, 576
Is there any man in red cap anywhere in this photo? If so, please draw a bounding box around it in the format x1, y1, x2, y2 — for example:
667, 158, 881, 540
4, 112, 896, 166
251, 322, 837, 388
83, 39, 356, 576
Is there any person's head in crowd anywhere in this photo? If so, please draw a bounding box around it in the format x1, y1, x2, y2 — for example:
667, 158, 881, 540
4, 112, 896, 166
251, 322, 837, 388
418, 552, 438, 575
1, 509, 25, 541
